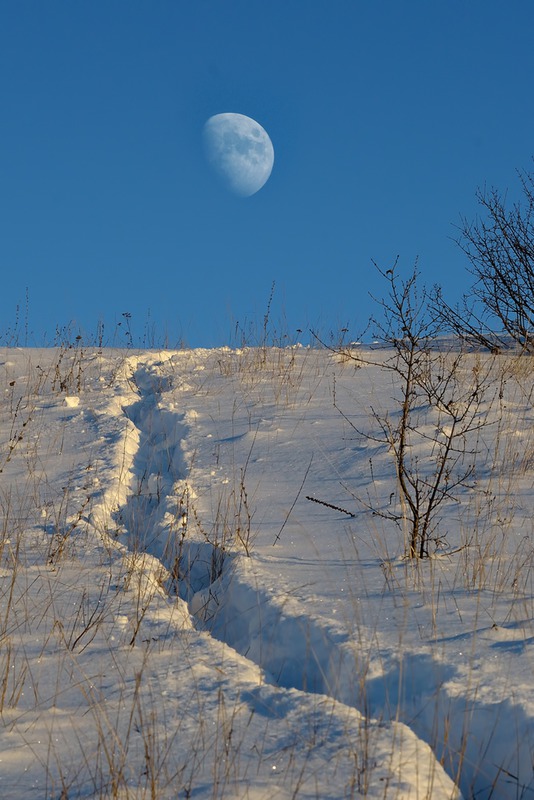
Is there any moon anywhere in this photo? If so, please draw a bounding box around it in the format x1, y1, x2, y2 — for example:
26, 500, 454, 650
203, 113, 274, 197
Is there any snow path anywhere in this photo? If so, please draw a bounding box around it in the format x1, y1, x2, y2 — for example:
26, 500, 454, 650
2, 347, 533, 796
92, 353, 461, 798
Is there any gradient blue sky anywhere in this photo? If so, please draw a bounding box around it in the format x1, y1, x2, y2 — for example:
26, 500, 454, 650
2, 1, 534, 346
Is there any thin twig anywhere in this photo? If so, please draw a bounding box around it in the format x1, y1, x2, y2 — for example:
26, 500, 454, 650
305, 496, 355, 517
273, 455, 313, 545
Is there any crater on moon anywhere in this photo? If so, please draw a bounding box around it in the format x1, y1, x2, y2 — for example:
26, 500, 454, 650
203, 112, 274, 197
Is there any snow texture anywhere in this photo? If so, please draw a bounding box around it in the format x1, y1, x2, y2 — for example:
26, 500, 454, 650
1, 345, 533, 798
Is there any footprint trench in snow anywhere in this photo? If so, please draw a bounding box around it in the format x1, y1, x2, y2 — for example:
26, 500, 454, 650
98, 356, 532, 799
116, 363, 200, 591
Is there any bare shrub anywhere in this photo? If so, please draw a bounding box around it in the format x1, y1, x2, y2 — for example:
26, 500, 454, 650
338, 263, 494, 558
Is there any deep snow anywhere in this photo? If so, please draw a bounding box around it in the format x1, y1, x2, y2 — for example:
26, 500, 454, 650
0, 345, 533, 798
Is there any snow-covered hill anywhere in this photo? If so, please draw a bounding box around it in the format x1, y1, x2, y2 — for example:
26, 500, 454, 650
1, 345, 532, 798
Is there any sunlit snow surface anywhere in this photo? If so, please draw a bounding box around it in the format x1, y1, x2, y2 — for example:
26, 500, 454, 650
0, 346, 533, 798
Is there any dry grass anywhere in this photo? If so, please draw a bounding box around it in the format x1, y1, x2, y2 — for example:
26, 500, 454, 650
1, 343, 533, 797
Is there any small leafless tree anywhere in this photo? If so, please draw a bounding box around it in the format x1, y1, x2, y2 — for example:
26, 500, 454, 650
339, 263, 493, 558
435, 164, 534, 352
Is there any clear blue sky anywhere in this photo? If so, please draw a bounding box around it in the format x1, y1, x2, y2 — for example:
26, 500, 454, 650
1, 1, 534, 347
